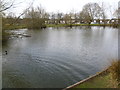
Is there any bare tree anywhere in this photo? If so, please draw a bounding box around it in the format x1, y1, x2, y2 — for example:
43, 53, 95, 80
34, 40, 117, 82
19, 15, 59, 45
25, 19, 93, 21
78, 10, 92, 24
56, 12, 63, 24
73, 13, 79, 23
2, 0, 35, 28
113, 9, 120, 18
63, 13, 71, 24
0, 0, 15, 12
50, 13, 56, 24
100, 2, 107, 20
82, 3, 105, 20
24, 6, 46, 29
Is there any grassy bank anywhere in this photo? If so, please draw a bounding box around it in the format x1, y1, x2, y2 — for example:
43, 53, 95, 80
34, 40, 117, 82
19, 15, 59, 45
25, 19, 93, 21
74, 73, 118, 88
46, 24, 102, 27
75, 73, 111, 88
3, 24, 27, 30
47, 24, 118, 27
65, 60, 120, 89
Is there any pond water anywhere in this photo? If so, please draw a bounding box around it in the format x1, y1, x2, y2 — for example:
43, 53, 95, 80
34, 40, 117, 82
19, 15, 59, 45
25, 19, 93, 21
2, 26, 118, 88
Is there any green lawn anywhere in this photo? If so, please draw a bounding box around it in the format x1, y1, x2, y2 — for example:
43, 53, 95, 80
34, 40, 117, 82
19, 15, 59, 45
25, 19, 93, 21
67, 72, 119, 89
46, 24, 114, 27
3, 24, 27, 30
74, 73, 111, 88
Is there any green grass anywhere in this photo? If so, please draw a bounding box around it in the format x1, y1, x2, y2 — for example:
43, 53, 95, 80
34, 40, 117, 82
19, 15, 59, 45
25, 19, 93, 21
46, 24, 67, 27
72, 72, 120, 88
46, 24, 116, 27
74, 73, 111, 88
3, 24, 27, 30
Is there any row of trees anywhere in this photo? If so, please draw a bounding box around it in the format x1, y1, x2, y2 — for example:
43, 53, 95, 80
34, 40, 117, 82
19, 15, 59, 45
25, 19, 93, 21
25, 3, 107, 25
1, 1, 120, 29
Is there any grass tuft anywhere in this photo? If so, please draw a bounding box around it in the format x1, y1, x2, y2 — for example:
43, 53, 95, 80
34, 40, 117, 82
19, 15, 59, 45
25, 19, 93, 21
109, 60, 120, 87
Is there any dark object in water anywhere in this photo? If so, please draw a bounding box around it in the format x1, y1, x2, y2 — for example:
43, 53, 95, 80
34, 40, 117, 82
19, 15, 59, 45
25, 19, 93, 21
22, 34, 31, 37
5, 51, 8, 55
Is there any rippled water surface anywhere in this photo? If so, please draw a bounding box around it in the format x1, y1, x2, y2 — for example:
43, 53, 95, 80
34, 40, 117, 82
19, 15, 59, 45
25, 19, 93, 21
3, 26, 118, 88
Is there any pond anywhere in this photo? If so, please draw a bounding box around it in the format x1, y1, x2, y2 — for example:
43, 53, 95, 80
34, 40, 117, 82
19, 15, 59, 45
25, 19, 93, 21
2, 26, 118, 88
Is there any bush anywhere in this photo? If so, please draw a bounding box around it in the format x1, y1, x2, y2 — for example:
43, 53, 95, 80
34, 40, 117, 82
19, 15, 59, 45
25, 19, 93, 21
26, 18, 46, 29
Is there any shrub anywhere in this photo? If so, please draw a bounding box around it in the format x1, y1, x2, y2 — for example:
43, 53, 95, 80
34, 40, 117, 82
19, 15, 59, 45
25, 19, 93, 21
26, 18, 46, 29
109, 60, 120, 87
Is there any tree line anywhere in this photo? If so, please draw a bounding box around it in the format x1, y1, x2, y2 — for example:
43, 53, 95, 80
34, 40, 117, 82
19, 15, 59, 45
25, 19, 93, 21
1, 1, 120, 29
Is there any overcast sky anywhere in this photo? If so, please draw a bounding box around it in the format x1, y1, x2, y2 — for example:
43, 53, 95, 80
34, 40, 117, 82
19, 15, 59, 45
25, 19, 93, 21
6, 0, 120, 18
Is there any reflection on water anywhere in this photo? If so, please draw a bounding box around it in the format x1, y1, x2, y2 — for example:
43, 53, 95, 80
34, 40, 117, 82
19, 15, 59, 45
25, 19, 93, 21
2, 26, 118, 88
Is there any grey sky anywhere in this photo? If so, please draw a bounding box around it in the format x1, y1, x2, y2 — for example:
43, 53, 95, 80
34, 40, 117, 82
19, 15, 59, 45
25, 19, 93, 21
6, 0, 120, 18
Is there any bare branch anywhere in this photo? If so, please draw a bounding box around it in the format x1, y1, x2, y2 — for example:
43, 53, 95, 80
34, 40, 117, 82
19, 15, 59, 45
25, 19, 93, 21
0, 0, 15, 12
10, 0, 35, 25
